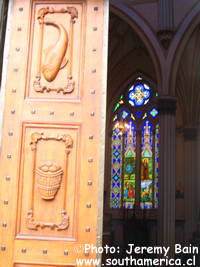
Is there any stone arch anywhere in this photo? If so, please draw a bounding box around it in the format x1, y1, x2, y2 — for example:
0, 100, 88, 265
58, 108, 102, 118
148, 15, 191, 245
110, 4, 163, 95
168, 1, 200, 95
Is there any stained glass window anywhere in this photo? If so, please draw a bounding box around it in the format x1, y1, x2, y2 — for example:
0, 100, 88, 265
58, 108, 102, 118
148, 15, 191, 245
110, 77, 159, 211
140, 120, 153, 209
128, 84, 150, 106
114, 95, 124, 112
111, 124, 123, 208
124, 121, 136, 209
154, 125, 159, 208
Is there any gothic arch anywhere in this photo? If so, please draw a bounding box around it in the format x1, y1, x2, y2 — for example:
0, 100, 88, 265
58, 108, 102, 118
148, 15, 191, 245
108, 71, 157, 124
110, 4, 163, 95
169, 1, 200, 95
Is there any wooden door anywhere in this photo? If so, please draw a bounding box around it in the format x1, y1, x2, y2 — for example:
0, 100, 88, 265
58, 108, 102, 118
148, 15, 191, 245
0, 0, 108, 266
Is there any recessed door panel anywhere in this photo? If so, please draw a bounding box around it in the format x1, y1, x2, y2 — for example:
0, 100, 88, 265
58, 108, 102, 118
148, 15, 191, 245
26, 1, 84, 100
16, 123, 79, 240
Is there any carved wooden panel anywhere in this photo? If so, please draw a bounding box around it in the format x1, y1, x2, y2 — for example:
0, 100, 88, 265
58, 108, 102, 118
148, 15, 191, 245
0, 0, 107, 266
16, 123, 80, 240
26, 1, 84, 100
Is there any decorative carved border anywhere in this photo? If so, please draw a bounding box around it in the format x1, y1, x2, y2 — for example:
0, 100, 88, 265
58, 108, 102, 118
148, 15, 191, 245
26, 132, 73, 231
33, 6, 78, 94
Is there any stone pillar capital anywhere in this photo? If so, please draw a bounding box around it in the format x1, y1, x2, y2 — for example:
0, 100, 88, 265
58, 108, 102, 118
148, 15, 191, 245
157, 96, 177, 115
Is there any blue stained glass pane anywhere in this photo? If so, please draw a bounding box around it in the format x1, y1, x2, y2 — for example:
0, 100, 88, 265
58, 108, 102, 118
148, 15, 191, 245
113, 175, 119, 181
128, 84, 150, 106
110, 123, 123, 208
136, 111, 143, 119
114, 151, 120, 158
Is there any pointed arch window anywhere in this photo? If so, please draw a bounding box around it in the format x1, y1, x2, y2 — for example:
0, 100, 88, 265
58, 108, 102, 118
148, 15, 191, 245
110, 77, 159, 210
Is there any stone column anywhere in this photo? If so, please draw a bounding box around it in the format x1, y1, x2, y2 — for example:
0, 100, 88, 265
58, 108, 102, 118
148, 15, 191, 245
159, 0, 173, 31
157, 96, 176, 256
184, 127, 198, 243
158, 0, 174, 48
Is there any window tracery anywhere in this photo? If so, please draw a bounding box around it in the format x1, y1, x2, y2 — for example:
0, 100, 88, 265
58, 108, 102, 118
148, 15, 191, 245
110, 77, 159, 210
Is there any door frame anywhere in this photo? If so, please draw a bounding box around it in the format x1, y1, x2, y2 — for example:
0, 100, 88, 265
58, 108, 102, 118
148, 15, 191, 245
0, 0, 109, 265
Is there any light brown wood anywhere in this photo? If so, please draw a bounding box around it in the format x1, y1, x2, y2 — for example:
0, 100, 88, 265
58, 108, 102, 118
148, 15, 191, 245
0, 0, 106, 266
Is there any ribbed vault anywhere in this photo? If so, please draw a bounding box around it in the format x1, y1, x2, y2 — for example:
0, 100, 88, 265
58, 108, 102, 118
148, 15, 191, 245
107, 12, 156, 103
176, 25, 200, 127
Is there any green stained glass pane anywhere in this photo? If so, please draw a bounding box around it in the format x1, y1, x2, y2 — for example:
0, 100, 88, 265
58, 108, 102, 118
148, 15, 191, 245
121, 110, 129, 120
150, 108, 159, 118
114, 95, 124, 112
114, 103, 120, 112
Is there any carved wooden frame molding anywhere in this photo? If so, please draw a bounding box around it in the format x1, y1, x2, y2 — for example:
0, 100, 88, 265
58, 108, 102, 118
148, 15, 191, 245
26, 132, 73, 231
33, 6, 78, 94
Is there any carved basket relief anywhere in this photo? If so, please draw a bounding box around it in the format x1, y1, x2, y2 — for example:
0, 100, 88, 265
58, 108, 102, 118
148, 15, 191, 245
26, 132, 73, 231
36, 161, 63, 200
17, 124, 80, 239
